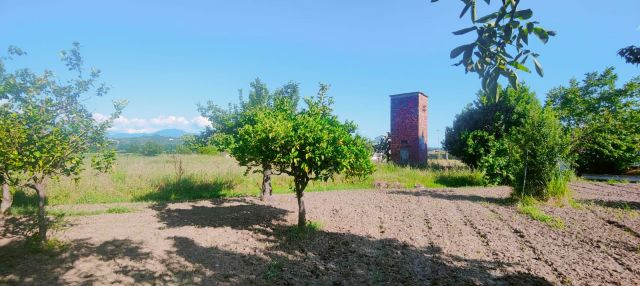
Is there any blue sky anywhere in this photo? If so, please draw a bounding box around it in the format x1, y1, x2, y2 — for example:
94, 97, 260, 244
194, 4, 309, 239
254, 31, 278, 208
1, 0, 639, 146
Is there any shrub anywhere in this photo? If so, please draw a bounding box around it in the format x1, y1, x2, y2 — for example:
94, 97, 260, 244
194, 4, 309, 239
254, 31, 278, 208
476, 137, 518, 185
444, 85, 539, 168
444, 83, 574, 201
509, 107, 570, 200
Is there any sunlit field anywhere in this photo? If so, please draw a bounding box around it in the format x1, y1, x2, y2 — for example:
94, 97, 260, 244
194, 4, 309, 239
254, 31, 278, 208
10, 154, 484, 209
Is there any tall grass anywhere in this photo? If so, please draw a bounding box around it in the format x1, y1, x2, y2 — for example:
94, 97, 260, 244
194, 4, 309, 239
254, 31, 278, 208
546, 169, 573, 199
10, 154, 485, 207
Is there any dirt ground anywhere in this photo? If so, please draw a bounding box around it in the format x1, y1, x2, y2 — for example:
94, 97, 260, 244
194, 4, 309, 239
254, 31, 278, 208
1, 182, 639, 285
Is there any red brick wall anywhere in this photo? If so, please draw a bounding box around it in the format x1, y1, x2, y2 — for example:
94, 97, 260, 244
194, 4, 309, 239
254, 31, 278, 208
418, 94, 428, 163
390, 92, 428, 165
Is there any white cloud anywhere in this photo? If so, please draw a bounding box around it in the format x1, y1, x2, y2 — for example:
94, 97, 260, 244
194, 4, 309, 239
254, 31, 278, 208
150, 115, 190, 126
192, 116, 212, 128
92, 113, 110, 123
93, 113, 212, 134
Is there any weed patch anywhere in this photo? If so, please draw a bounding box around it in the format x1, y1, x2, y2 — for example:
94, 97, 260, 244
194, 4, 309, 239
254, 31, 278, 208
607, 179, 630, 184
24, 236, 68, 255
106, 206, 134, 214
262, 259, 285, 281
517, 201, 565, 229
286, 221, 322, 242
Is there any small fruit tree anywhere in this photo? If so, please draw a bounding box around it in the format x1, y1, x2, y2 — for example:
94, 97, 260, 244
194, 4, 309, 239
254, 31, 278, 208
273, 84, 375, 227
0, 43, 124, 243
198, 79, 300, 200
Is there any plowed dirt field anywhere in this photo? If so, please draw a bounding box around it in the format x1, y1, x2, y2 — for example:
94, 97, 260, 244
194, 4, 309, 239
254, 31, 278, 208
2, 182, 639, 285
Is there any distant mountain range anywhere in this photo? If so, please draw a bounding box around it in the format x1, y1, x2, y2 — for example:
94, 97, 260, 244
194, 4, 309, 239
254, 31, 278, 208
108, 129, 194, 139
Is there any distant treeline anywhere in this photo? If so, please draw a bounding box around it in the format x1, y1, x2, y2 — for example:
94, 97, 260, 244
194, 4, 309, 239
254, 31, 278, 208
113, 135, 217, 156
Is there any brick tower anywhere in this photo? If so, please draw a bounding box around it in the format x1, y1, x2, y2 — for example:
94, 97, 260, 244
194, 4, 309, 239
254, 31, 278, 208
389, 92, 428, 165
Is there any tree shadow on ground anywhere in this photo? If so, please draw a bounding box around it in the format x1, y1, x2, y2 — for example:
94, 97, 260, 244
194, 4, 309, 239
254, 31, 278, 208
0, 238, 157, 285
2, 199, 554, 285
162, 227, 553, 285
150, 198, 289, 230
1, 215, 42, 238
389, 189, 515, 206
1, 213, 67, 239
150, 199, 552, 285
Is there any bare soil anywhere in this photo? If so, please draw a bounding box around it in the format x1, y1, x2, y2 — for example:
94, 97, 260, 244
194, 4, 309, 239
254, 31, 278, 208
1, 183, 639, 285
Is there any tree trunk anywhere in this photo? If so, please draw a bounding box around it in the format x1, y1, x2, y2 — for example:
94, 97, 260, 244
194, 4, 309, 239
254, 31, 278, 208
1, 181, 11, 214
295, 178, 308, 228
34, 183, 47, 243
261, 164, 272, 201
296, 189, 305, 228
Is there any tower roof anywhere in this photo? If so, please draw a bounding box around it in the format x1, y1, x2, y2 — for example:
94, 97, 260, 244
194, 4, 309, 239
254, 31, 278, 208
388, 91, 428, 98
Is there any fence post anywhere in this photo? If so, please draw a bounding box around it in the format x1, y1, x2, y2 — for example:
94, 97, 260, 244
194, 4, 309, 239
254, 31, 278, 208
522, 150, 529, 199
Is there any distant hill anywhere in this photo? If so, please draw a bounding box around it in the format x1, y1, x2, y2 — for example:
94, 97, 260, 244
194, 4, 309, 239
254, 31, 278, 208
153, 129, 191, 138
109, 129, 193, 139
110, 134, 188, 154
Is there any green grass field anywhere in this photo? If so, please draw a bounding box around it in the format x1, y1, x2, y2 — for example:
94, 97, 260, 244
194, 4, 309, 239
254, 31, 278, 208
10, 154, 484, 209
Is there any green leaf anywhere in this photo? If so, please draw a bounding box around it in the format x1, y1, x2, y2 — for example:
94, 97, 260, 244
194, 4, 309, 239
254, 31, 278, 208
450, 44, 471, 59
533, 27, 549, 44
509, 61, 531, 73
459, 3, 472, 18
532, 57, 544, 77
514, 9, 533, 20
452, 26, 477, 35
526, 22, 534, 33
476, 12, 499, 23
520, 27, 529, 45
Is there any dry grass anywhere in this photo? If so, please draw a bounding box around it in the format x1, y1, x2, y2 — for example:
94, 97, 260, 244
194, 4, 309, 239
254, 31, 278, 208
10, 154, 484, 209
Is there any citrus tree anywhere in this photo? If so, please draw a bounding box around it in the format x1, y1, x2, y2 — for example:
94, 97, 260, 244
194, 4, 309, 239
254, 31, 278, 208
0, 43, 124, 242
0, 47, 27, 213
233, 92, 298, 200
273, 85, 375, 227
198, 79, 299, 200
0, 109, 26, 213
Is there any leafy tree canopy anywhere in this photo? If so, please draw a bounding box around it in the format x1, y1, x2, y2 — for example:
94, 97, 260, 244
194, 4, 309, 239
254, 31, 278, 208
546, 68, 640, 174
197, 78, 300, 199
0, 43, 124, 242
